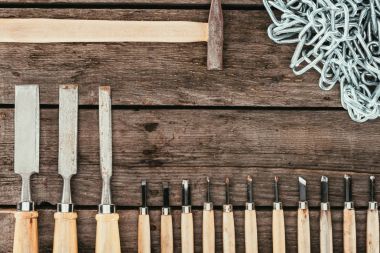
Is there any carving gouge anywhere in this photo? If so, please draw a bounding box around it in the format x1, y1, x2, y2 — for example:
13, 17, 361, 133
203, 177, 215, 253
367, 176, 379, 253
13, 85, 40, 253
53, 85, 78, 253
181, 180, 194, 253
344, 175, 356, 253
95, 86, 121, 253
272, 176, 286, 253
223, 177, 235, 253
161, 182, 174, 253
297, 177, 310, 253
138, 180, 151, 253
320, 176, 333, 253
245, 176, 258, 253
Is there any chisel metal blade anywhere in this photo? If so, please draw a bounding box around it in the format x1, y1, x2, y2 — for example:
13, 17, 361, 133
298, 177, 307, 202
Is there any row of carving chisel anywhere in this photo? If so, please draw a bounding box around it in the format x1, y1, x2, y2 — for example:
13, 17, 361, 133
11, 84, 379, 253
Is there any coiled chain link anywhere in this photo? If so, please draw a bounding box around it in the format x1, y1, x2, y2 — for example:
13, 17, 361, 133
264, 0, 380, 122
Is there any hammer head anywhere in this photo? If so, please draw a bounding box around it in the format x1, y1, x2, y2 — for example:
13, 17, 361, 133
208, 0, 224, 70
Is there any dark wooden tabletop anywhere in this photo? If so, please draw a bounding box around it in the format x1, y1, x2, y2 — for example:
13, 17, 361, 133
0, 1, 379, 252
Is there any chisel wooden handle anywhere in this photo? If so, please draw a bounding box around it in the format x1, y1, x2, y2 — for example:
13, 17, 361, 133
138, 214, 151, 253
202, 210, 215, 253
223, 210, 236, 253
95, 213, 121, 253
13, 211, 39, 253
245, 209, 258, 253
297, 208, 310, 253
272, 209, 286, 253
53, 212, 78, 253
181, 212, 194, 253
161, 214, 174, 253
367, 208, 379, 253
320, 209, 333, 253
344, 209, 356, 253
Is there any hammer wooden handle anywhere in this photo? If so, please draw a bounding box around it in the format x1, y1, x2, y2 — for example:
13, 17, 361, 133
161, 215, 174, 253
272, 209, 286, 253
245, 210, 258, 253
297, 208, 310, 253
202, 210, 215, 253
138, 214, 151, 253
320, 210, 333, 253
13, 211, 39, 253
53, 212, 78, 253
181, 213, 194, 253
223, 211, 236, 253
367, 209, 379, 253
344, 209, 357, 253
95, 213, 121, 253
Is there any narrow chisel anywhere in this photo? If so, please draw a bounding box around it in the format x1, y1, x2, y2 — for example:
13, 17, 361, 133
344, 175, 356, 253
13, 85, 40, 253
203, 177, 215, 253
245, 175, 258, 253
161, 182, 174, 253
272, 176, 286, 253
320, 176, 333, 253
367, 176, 379, 253
95, 86, 121, 253
53, 85, 78, 253
138, 180, 151, 253
181, 179, 194, 253
297, 177, 310, 253
223, 177, 236, 253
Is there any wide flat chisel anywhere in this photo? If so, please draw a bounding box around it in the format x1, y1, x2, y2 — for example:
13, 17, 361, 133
181, 179, 194, 253
203, 177, 215, 253
245, 175, 258, 253
223, 177, 235, 253
297, 177, 310, 253
272, 176, 286, 253
367, 176, 379, 253
320, 176, 333, 253
161, 182, 174, 253
13, 85, 40, 253
53, 85, 79, 253
95, 86, 121, 253
344, 175, 356, 253
138, 180, 151, 253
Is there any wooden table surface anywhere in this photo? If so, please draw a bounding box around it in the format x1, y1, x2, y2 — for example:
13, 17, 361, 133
0, 1, 379, 252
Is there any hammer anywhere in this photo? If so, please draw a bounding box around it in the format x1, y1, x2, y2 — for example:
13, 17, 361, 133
0, 0, 223, 70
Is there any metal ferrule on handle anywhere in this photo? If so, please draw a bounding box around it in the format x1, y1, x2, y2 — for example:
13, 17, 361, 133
182, 205, 192, 214
321, 202, 330, 211
162, 207, 171, 216
246, 202, 255, 211
204, 202, 213, 211
223, 204, 233, 213
99, 204, 116, 214
140, 207, 149, 215
273, 202, 283, 210
344, 201, 354, 210
369, 201, 378, 210
57, 203, 74, 213
299, 201, 308, 210
17, 201, 35, 212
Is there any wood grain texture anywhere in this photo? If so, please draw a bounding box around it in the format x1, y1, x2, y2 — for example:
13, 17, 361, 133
367, 209, 379, 253
161, 214, 174, 253
181, 212, 194, 253
0, 0, 262, 5
344, 209, 356, 253
0, 9, 335, 107
320, 210, 333, 253
95, 213, 121, 253
223, 211, 235, 253
297, 208, 310, 253
202, 210, 215, 253
53, 212, 78, 253
244, 210, 258, 253
138, 214, 152, 253
12, 211, 39, 253
272, 209, 286, 253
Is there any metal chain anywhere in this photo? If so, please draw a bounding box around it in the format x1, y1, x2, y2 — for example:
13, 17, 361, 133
264, 0, 380, 122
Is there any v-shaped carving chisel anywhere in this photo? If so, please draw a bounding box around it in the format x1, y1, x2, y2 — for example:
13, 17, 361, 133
245, 176, 258, 253
138, 180, 151, 253
344, 175, 356, 253
367, 176, 379, 253
181, 179, 194, 253
203, 177, 215, 253
223, 177, 236, 253
272, 176, 286, 253
13, 85, 40, 253
297, 177, 310, 253
95, 86, 121, 253
320, 176, 333, 253
53, 85, 79, 253
161, 182, 174, 253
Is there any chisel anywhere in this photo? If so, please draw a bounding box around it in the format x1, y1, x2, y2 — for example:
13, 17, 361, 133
95, 86, 121, 253
320, 176, 333, 253
297, 177, 310, 253
344, 174, 356, 253
161, 182, 174, 253
245, 175, 258, 253
53, 85, 78, 253
367, 176, 379, 253
203, 177, 215, 253
138, 180, 151, 253
13, 85, 40, 253
223, 177, 235, 253
181, 179, 194, 253
272, 176, 286, 253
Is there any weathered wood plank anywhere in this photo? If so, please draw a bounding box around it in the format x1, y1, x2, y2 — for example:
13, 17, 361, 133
1, 109, 379, 207
0, 8, 336, 107
0, 209, 369, 252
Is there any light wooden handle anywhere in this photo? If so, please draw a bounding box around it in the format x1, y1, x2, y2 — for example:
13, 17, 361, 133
202, 210, 215, 253
344, 209, 357, 253
181, 213, 194, 253
223, 211, 236, 253
161, 215, 174, 253
13, 211, 39, 253
138, 214, 151, 253
272, 209, 286, 253
320, 210, 333, 253
245, 210, 258, 253
297, 208, 310, 253
367, 209, 379, 253
53, 212, 78, 253
95, 213, 121, 253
